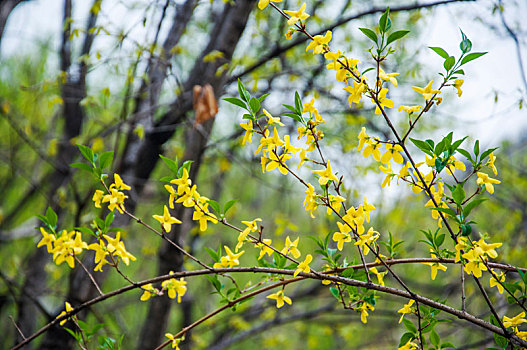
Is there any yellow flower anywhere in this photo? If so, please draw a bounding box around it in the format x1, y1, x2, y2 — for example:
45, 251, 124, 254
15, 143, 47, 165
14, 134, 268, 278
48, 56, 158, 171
239, 120, 253, 145
378, 67, 399, 87
381, 143, 404, 164
161, 273, 187, 303
476, 172, 500, 194
57, 302, 74, 326
398, 105, 422, 114
369, 267, 386, 286
267, 290, 292, 308
312, 160, 339, 186
487, 152, 498, 175
489, 270, 505, 294
362, 196, 376, 223
111, 173, 131, 191
258, 0, 282, 10
303, 183, 318, 218
92, 189, 104, 208
354, 227, 379, 255
398, 340, 418, 350
37, 227, 56, 253
379, 163, 395, 188
306, 30, 332, 54
503, 312, 527, 328
412, 80, 441, 100
255, 239, 273, 260
421, 260, 447, 280
266, 151, 292, 175
153, 205, 182, 232
453, 78, 464, 97
284, 2, 309, 26
332, 222, 352, 250
165, 333, 183, 349
344, 80, 366, 105
358, 302, 374, 323
281, 236, 301, 258
397, 299, 415, 323
294, 254, 312, 277
362, 138, 381, 161
357, 127, 370, 152
372, 88, 394, 115
263, 109, 284, 126
140, 283, 157, 301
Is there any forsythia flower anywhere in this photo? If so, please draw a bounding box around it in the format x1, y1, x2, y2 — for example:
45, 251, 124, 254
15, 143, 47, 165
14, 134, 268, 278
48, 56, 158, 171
369, 267, 386, 286
92, 189, 104, 208
357, 302, 374, 323
303, 183, 318, 218
476, 172, 500, 194
214, 246, 244, 268
284, 2, 309, 26
421, 259, 447, 280
453, 78, 464, 97
255, 239, 274, 260
356, 127, 370, 152
397, 299, 415, 323
267, 290, 292, 308
239, 120, 253, 145
503, 312, 527, 328
398, 105, 422, 114
378, 67, 399, 87
412, 80, 441, 100
398, 340, 419, 350
37, 227, 55, 253
294, 254, 312, 277
489, 270, 506, 294
487, 152, 498, 175
258, 0, 282, 10
103, 231, 136, 265
381, 143, 404, 164
237, 218, 262, 251
263, 109, 284, 126
281, 236, 301, 258
153, 205, 182, 232
140, 283, 157, 301
362, 196, 376, 223
306, 30, 332, 54
344, 80, 366, 105
362, 138, 382, 161
354, 227, 379, 255
372, 88, 394, 115
56, 302, 74, 326
161, 272, 187, 302
165, 333, 184, 349
312, 160, 339, 186
333, 222, 352, 251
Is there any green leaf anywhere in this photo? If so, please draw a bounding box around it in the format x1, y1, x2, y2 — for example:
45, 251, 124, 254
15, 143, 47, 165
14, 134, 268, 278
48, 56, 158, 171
248, 97, 261, 115
431, 206, 456, 217
223, 199, 237, 215
403, 318, 417, 334
435, 158, 447, 174
204, 247, 219, 262
459, 30, 472, 53
452, 69, 465, 75
180, 160, 193, 174
329, 286, 340, 300
452, 184, 465, 205
205, 275, 222, 292
461, 223, 472, 236
237, 79, 250, 102
399, 332, 415, 347
460, 52, 487, 66
378, 7, 390, 33
159, 154, 179, 175
282, 113, 303, 124
435, 233, 446, 247
462, 198, 488, 217
104, 212, 114, 228
98, 151, 114, 170
258, 93, 271, 103
444, 56, 455, 71
46, 207, 58, 229
456, 148, 472, 161
77, 144, 95, 164
283, 104, 298, 114
429, 46, 450, 59
222, 97, 246, 109
474, 140, 480, 156
386, 30, 410, 46
294, 91, 303, 115
451, 136, 468, 153
359, 28, 378, 45
207, 199, 221, 214
409, 138, 434, 156
362, 67, 375, 75
480, 147, 498, 162
70, 162, 94, 173
430, 329, 440, 346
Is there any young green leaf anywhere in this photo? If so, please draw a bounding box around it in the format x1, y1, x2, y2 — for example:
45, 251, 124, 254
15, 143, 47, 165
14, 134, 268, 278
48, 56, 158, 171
98, 151, 114, 170
359, 28, 378, 45
77, 144, 95, 164
237, 79, 251, 102
429, 46, 450, 60
160, 154, 179, 175
248, 97, 261, 115
386, 30, 410, 46
444, 56, 455, 71
460, 52, 487, 66
378, 7, 390, 33
223, 97, 247, 109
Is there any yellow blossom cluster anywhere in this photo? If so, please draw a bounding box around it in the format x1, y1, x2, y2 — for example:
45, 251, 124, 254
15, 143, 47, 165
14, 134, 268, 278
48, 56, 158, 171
158, 168, 218, 233
213, 246, 244, 268
37, 228, 88, 269
455, 237, 502, 278
140, 272, 187, 303
92, 174, 131, 214
88, 231, 136, 272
